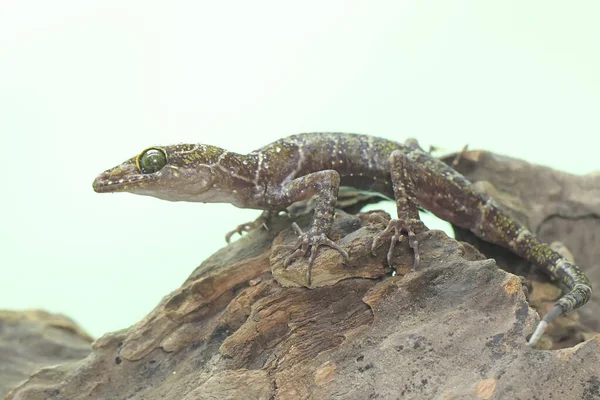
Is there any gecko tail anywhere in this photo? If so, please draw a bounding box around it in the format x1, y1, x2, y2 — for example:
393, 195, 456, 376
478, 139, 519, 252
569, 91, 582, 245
528, 305, 562, 346
528, 280, 592, 346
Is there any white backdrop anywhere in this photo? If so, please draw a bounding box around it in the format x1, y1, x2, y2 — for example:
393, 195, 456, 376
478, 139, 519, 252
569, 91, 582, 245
1, 1, 598, 337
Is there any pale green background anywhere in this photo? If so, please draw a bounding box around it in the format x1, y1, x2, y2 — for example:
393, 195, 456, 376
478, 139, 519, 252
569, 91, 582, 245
1, 1, 598, 338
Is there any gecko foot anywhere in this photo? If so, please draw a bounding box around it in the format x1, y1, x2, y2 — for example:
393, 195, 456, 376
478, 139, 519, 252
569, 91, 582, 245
225, 211, 273, 243
273, 222, 349, 285
371, 218, 426, 268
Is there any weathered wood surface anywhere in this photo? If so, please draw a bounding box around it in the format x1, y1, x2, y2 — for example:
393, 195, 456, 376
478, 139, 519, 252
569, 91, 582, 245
0, 310, 92, 398
5, 150, 600, 399
442, 150, 600, 342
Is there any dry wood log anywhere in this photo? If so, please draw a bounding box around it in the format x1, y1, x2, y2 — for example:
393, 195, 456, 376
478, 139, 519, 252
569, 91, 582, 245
5, 150, 600, 399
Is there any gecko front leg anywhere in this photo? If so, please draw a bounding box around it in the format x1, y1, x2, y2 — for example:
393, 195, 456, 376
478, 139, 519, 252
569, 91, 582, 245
371, 150, 427, 267
272, 170, 349, 284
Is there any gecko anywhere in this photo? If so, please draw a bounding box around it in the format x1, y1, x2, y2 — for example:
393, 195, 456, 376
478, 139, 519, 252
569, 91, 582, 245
92, 132, 592, 346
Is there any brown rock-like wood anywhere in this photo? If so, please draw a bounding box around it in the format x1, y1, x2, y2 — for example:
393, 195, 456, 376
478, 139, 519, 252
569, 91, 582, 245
5, 151, 600, 399
0, 310, 92, 398
442, 150, 600, 347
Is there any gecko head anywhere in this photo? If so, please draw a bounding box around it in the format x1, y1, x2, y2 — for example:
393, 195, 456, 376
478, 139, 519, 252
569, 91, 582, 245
93, 144, 218, 201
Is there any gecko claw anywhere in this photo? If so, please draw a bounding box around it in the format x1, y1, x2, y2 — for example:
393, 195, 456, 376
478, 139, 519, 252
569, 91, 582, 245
225, 211, 273, 243
371, 218, 425, 268
225, 223, 255, 243
273, 222, 349, 285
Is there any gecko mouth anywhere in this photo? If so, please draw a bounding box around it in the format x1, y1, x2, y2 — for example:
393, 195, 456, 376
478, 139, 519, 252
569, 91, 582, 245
93, 161, 157, 193
92, 174, 153, 193
93, 156, 157, 193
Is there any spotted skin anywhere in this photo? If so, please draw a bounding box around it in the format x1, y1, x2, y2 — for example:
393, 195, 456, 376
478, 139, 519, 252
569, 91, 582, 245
93, 132, 592, 346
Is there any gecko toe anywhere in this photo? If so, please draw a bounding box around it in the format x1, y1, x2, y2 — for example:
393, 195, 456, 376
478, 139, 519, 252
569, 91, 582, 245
274, 225, 348, 284
316, 234, 349, 262
371, 220, 395, 256
225, 211, 273, 243
284, 248, 305, 267
373, 218, 425, 268
225, 223, 250, 243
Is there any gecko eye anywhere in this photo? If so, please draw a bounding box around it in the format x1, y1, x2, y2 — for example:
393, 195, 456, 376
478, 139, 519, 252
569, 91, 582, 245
139, 148, 167, 174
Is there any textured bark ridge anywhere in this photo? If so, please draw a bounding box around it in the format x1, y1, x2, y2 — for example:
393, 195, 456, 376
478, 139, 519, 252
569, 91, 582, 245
6, 152, 600, 400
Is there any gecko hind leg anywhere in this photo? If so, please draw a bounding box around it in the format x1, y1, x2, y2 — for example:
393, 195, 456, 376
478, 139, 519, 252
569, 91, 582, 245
391, 144, 592, 347
371, 149, 427, 268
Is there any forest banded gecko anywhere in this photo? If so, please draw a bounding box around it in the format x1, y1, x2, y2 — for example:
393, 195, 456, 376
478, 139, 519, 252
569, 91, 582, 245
93, 132, 592, 346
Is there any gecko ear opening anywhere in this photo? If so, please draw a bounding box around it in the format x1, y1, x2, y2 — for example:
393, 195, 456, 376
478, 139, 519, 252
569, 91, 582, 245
185, 164, 214, 195
137, 147, 168, 174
